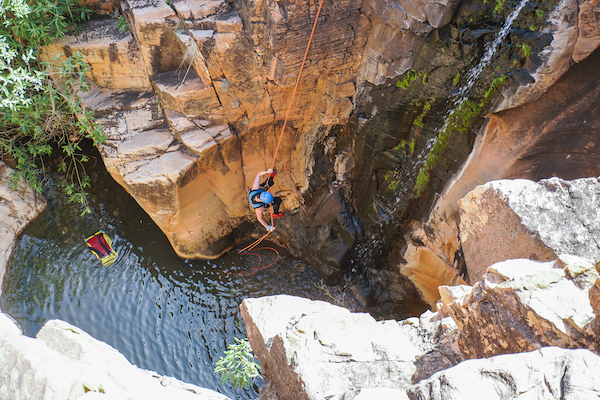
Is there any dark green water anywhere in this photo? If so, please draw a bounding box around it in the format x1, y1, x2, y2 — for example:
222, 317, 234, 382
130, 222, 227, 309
1, 160, 331, 399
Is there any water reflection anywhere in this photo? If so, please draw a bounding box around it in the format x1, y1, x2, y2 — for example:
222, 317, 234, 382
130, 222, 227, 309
1, 162, 329, 400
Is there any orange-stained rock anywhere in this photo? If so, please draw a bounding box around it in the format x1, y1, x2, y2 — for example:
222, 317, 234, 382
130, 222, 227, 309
41, 0, 464, 261
398, 217, 467, 306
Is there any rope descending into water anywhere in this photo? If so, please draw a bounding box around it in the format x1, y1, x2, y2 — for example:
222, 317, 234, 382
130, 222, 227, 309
238, 0, 326, 263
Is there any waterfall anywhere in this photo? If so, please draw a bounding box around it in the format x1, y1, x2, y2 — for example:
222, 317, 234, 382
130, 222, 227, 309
420, 0, 530, 159
347, 0, 532, 297
457, 0, 530, 103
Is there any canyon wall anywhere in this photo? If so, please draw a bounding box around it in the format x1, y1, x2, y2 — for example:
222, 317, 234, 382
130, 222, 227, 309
40, 0, 600, 311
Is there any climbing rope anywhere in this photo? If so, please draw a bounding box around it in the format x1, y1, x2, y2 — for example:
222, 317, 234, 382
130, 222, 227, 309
234, 247, 280, 276
238, 0, 326, 260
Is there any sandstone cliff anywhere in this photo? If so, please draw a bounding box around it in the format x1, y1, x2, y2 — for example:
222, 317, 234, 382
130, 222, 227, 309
39, 0, 600, 313
42, 0, 451, 263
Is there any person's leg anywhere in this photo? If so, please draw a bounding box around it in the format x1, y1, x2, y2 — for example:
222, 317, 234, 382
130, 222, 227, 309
272, 197, 282, 214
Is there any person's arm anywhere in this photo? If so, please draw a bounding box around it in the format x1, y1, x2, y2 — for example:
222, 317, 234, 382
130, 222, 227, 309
252, 168, 273, 190
255, 207, 275, 232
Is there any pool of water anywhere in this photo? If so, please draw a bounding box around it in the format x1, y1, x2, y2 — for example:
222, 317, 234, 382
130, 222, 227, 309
0, 158, 334, 399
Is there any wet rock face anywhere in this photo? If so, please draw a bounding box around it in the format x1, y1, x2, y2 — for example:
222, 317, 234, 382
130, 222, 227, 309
459, 177, 600, 283
398, 44, 600, 304
496, 0, 600, 111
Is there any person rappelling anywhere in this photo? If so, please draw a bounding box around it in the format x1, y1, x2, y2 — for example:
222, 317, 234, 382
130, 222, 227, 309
248, 168, 284, 232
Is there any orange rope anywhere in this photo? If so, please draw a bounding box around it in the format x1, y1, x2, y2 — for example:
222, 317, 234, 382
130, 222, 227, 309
234, 247, 280, 276
239, 0, 325, 259
269, 0, 326, 171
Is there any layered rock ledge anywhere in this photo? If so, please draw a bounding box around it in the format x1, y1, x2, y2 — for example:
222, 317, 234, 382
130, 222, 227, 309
242, 253, 600, 399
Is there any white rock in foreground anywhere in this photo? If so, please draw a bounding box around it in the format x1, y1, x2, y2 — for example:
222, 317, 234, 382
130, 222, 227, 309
439, 254, 599, 359
459, 177, 600, 282
407, 347, 600, 399
0, 314, 231, 400
241, 295, 459, 400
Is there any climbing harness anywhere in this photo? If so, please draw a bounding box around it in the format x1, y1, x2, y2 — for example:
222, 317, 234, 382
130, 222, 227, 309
238, 0, 323, 275
85, 230, 118, 266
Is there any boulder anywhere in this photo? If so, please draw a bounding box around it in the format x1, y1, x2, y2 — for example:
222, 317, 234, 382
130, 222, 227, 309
0, 162, 46, 294
407, 347, 600, 400
439, 255, 599, 359
240, 295, 461, 400
0, 313, 231, 400
459, 178, 600, 283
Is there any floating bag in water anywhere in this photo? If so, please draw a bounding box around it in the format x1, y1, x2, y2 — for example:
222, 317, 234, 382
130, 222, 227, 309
85, 230, 117, 266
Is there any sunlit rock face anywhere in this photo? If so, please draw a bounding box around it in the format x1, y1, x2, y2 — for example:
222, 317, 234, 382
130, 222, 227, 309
240, 295, 462, 400
0, 162, 46, 291
407, 347, 600, 400
0, 314, 231, 400
40, 0, 454, 266
398, 45, 600, 303
243, 255, 600, 399
459, 177, 600, 282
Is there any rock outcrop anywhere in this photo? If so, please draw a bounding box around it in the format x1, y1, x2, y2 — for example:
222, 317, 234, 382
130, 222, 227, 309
395, 39, 600, 305
439, 255, 599, 358
459, 177, 600, 283
0, 313, 231, 400
407, 347, 600, 400
242, 253, 600, 399
0, 162, 46, 291
240, 295, 461, 400
496, 0, 600, 111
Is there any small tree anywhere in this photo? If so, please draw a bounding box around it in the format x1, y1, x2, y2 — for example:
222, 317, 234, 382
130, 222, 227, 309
214, 338, 261, 388
0, 0, 103, 215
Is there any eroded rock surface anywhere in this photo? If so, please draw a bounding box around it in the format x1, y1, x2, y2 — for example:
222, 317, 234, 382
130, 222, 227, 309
243, 254, 600, 399
459, 177, 600, 282
240, 295, 461, 400
0, 313, 231, 400
397, 45, 600, 303
496, 0, 600, 111
407, 347, 600, 400
439, 255, 599, 358
0, 162, 46, 291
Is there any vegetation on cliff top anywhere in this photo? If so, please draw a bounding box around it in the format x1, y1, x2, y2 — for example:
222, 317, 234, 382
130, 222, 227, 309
0, 0, 102, 214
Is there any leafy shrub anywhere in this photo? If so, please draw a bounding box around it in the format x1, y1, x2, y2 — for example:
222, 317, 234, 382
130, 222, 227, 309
214, 338, 261, 388
0, 0, 102, 215
396, 69, 417, 89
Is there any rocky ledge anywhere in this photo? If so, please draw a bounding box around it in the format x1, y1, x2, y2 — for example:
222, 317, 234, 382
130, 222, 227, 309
242, 253, 600, 399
